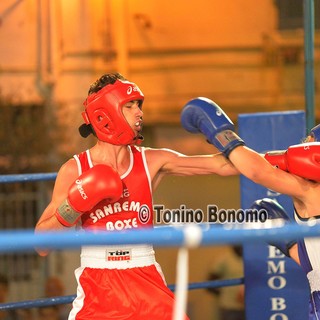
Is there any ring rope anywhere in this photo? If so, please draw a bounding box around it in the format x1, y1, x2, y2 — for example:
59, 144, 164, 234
0, 278, 244, 311
0, 223, 318, 253
0, 223, 314, 316
0, 173, 57, 184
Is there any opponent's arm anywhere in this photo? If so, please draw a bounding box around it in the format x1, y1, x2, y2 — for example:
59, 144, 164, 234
250, 198, 297, 257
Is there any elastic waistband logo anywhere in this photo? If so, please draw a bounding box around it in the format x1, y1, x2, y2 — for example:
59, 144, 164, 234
106, 249, 132, 261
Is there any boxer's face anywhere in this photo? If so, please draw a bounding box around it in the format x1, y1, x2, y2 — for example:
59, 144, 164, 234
122, 100, 143, 137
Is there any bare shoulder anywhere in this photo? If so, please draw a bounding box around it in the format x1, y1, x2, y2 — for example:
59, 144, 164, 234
143, 147, 184, 171
142, 147, 184, 189
144, 147, 182, 161
57, 158, 79, 179
53, 158, 79, 194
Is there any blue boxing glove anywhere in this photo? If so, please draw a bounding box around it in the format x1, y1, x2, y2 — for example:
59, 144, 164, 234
250, 198, 296, 257
180, 97, 245, 157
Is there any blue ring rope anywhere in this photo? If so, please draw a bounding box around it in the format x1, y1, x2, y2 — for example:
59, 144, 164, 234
0, 223, 318, 253
0, 173, 57, 184
0, 278, 244, 310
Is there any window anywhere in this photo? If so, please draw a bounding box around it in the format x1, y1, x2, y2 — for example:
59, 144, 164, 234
275, 0, 320, 30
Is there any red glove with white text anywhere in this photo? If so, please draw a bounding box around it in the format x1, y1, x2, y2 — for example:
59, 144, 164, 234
55, 164, 123, 227
264, 142, 320, 181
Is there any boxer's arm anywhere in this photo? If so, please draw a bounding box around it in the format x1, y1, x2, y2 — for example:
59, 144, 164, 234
145, 148, 240, 190
35, 159, 79, 256
146, 148, 239, 177
36, 159, 79, 231
36, 161, 123, 229
55, 164, 122, 227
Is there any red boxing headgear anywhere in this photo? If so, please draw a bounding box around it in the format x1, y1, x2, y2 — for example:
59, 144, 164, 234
82, 79, 144, 145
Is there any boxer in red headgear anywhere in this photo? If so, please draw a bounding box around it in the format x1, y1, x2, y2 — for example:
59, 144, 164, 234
79, 78, 144, 145
35, 73, 240, 320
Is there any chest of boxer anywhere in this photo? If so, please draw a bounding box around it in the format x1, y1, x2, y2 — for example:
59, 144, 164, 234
74, 146, 154, 231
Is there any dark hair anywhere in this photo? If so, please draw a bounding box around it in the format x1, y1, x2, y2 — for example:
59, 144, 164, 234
88, 72, 127, 95
79, 72, 127, 138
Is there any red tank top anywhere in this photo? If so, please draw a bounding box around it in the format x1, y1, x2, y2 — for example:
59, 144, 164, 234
73, 146, 154, 231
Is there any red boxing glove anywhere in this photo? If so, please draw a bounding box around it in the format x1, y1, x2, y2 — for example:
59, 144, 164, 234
55, 164, 123, 227
264, 142, 320, 181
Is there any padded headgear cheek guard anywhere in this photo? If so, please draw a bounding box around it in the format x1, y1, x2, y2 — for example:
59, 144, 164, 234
310, 124, 320, 142
82, 79, 144, 145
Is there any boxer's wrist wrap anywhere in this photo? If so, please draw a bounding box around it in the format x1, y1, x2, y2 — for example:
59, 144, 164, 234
215, 130, 240, 146
55, 199, 81, 227
215, 130, 245, 157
